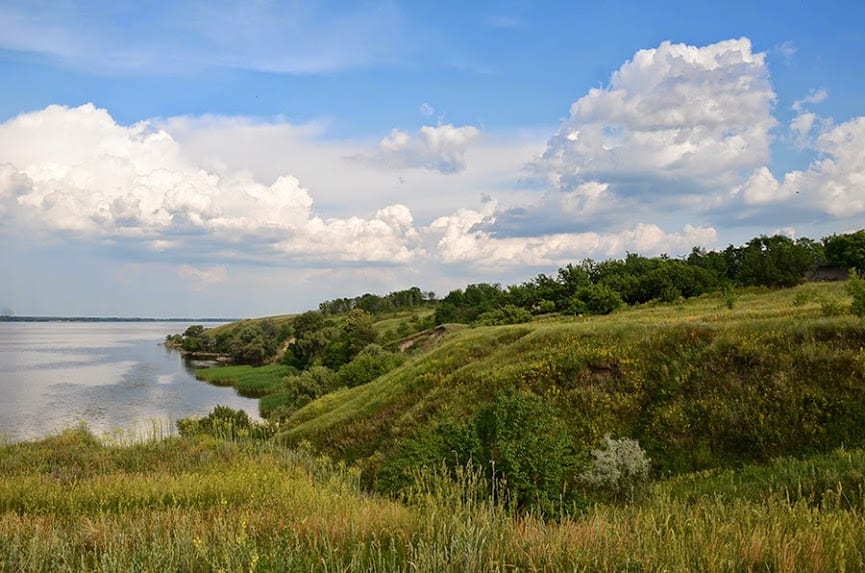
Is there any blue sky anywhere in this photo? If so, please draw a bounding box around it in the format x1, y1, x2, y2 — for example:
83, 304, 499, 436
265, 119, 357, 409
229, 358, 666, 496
1, 0, 864, 317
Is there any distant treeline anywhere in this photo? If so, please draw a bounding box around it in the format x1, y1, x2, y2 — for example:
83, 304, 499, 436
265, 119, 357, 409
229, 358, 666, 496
318, 286, 436, 316
435, 231, 865, 324
171, 229, 865, 366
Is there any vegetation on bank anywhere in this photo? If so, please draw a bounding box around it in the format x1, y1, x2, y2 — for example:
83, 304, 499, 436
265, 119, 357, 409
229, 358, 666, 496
275, 281, 865, 510
177, 278, 865, 518
168, 230, 865, 369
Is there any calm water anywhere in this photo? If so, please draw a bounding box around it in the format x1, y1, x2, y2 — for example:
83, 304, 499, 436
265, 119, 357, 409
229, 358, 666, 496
0, 322, 259, 442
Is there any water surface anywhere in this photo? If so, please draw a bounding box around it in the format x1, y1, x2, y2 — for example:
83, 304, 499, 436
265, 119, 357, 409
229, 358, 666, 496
0, 322, 259, 442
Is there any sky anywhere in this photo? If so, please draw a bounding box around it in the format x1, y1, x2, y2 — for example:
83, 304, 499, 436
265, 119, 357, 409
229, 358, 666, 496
1, 0, 864, 318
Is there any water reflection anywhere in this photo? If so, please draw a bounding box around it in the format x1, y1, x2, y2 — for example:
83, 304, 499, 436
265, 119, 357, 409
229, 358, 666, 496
0, 322, 260, 442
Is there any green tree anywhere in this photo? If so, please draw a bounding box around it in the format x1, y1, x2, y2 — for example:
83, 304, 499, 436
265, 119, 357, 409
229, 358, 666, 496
342, 309, 378, 358
475, 391, 575, 513
569, 284, 623, 315
825, 230, 865, 275
338, 344, 404, 387
847, 270, 865, 316
736, 235, 815, 288
288, 311, 337, 369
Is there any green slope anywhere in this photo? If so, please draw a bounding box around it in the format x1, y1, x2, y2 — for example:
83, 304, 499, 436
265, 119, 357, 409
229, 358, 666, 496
278, 281, 865, 494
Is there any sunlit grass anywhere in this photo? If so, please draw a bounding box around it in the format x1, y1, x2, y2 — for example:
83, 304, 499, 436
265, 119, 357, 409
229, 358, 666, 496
1, 428, 864, 571
195, 364, 295, 397
278, 282, 865, 476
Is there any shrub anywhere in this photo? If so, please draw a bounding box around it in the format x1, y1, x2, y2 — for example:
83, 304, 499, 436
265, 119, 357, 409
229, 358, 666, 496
820, 296, 845, 317
847, 269, 865, 317
261, 366, 343, 421
568, 284, 623, 315
176, 406, 274, 440
723, 285, 738, 310
792, 291, 811, 307
581, 435, 650, 501
474, 305, 533, 326
533, 299, 557, 314
475, 390, 575, 513
337, 344, 404, 387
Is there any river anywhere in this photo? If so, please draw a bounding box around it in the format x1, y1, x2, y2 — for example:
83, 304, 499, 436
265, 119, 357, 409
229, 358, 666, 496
0, 321, 259, 442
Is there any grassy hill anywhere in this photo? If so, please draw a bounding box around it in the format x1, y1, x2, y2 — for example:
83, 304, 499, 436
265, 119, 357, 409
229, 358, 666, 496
274, 281, 865, 502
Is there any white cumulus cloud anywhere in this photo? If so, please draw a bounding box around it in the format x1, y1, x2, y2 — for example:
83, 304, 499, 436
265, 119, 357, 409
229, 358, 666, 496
361, 124, 482, 173
537, 38, 775, 193
428, 198, 716, 267
733, 116, 865, 217
0, 104, 421, 265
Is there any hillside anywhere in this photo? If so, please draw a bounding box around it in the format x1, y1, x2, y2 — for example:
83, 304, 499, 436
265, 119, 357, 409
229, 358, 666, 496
274, 281, 865, 504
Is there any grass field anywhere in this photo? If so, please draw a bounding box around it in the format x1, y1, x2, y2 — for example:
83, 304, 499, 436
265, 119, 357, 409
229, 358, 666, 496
195, 364, 296, 398
1, 427, 864, 571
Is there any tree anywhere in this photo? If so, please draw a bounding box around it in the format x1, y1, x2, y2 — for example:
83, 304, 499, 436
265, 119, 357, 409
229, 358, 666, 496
558, 263, 591, 297
288, 311, 335, 369
735, 235, 815, 288
341, 309, 378, 359
338, 344, 403, 387
847, 270, 865, 316
569, 284, 623, 315
825, 231, 865, 275
475, 391, 574, 512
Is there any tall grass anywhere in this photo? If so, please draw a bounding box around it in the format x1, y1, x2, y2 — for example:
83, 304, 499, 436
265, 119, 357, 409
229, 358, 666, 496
195, 364, 295, 397
2, 427, 865, 571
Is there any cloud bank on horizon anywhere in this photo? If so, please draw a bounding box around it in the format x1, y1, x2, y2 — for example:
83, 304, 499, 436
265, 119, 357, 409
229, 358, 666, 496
1, 3, 864, 316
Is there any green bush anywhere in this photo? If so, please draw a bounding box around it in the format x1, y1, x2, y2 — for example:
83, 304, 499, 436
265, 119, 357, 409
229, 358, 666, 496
847, 270, 865, 317
475, 390, 576, 513
723, 285, 738, 310
474, 305, 533, 326
262, 366, 343, 421
337, 344, 404, 387
176, 406, 274, 440
568, 284, 623, 315
820, 296, 845, 317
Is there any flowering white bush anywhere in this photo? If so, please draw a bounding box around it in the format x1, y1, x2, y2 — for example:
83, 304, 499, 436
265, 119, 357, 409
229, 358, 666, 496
581, 435, 650, 500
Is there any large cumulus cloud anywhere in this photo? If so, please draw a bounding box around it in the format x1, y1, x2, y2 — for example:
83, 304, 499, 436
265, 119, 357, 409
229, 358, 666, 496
478, 38, 773, 243
538, 38, 775, 192
427, 197, 717, 267
0, 104, 420, 264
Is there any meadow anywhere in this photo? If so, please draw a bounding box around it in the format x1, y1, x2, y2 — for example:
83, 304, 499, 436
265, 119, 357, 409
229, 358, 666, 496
1, 426, 864, 571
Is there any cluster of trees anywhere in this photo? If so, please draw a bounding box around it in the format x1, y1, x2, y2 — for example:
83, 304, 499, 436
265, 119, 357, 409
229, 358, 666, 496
435, 231, 865, 325
166, 320, 290, 366
284, 308, 378, 370
824, 230, 865, 275
318, 287, 435, 316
